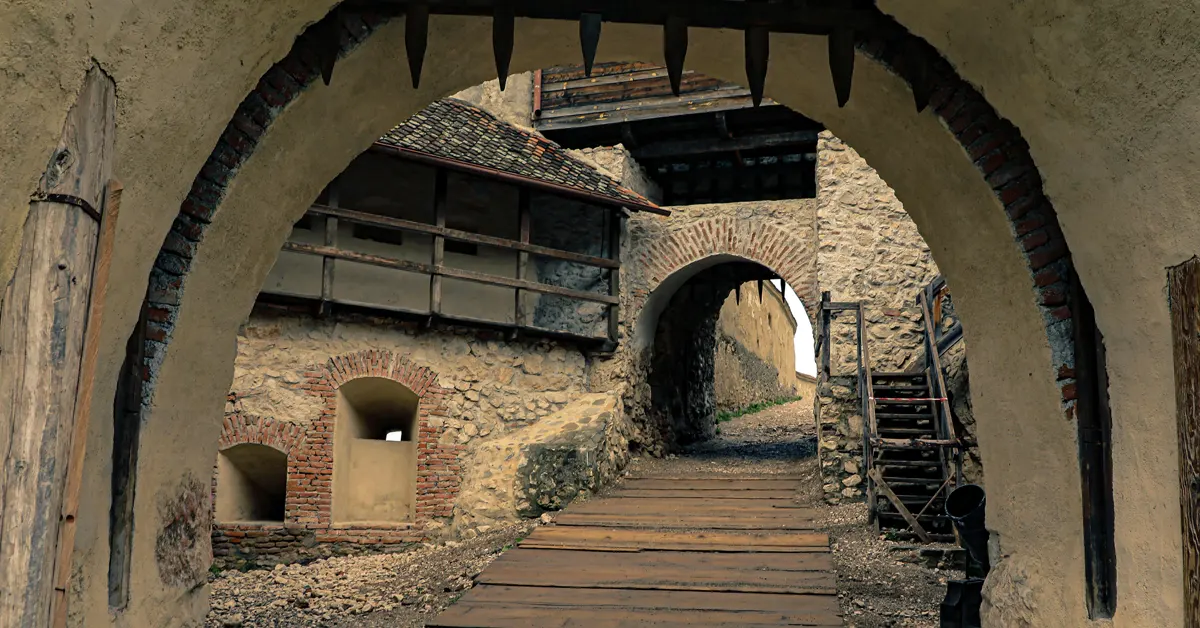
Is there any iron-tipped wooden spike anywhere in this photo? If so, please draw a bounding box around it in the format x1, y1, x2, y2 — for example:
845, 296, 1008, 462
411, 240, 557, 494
580, 13, 602, 77
745, 26, 769, 107
405, 3, 430, 89
664, 16, 688, 96
828, 27, 855, 108
905, 39, 931, 113
316, 12, 341, 86
493, 5, 515, 91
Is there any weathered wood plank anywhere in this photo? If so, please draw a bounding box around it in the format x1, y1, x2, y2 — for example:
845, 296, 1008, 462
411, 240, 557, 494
868, 468, 932, 543
432, 603, 842, 628
430, 169, 447, 316
309, 203, 619, 268
514, 190, 530, 327
1169, 256, 1200, 627
567, 497, 805, 514
553, 513, 817, 530
0, 67, 115, 628
281, 242, 619, 305
50, 180, 121, 627
521, 526, 828, 552
619, 478, 797, 490
607, 489, 798, 499
319, 180, 339, 315
454, 584, 843, 615
477, 549, 836, 594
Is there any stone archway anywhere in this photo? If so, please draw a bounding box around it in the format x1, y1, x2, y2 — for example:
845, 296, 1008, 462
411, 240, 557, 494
0, 4, 1183, 627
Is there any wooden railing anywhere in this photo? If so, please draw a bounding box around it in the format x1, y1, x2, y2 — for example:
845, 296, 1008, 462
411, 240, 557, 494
268, 175, 622, 344
925, 275, 963, 356
918, 290, 964, 486
856, 301, 879, 521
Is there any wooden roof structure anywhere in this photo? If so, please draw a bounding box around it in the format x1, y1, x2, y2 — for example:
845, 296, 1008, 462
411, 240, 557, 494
532, 62, 824, 205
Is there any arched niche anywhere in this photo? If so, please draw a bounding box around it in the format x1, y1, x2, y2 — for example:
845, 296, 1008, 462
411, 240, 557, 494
333, 376, 420, 524
215, 444, 288, 523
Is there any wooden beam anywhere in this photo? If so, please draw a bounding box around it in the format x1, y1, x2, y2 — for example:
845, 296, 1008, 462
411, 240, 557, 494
358, 0, 883, 36
868, 468, 932, 543
631, 131, 818, 160
515, 188, 530, 327
607, 209, 622, 343
320, 181, 339, 316
0, 66, 115, 628
1168, 257, 1200, 627
429, 169, 447, 316
307, 204, 619, 269
49, 180, 121, 627
282, 242, 619, 305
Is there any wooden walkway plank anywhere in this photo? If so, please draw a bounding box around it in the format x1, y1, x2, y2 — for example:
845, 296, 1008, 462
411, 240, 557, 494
619, 478, 799, 491
432, 473, 841, 627
608, 488, 799, 499
553, 513, 818, 530
519, 526, 829, 553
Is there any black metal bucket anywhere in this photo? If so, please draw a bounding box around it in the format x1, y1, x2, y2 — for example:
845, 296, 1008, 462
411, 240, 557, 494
945, 483, 989, 575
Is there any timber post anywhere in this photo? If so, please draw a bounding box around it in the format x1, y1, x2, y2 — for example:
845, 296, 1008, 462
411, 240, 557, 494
1169, 256, 1200, 627
0, 67, 116, 627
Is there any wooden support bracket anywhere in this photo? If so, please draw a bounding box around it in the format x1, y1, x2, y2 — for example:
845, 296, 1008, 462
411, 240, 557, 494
868, 467, 933, 543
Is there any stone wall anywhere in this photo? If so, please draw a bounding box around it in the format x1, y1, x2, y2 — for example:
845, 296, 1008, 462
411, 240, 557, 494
714, 281, 802, 412
813, 132, 943, 502
213, 303, 593, 563
817, 132, 940, 374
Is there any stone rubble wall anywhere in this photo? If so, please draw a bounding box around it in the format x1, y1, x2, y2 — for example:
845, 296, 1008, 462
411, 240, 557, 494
714, 282, 802, 412
817, 132, 940, 375
454, 392, 629, 533
813, 132, 943, 503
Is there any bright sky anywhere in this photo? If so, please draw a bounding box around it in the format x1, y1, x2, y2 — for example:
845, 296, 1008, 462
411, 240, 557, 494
773, 279, 817, 376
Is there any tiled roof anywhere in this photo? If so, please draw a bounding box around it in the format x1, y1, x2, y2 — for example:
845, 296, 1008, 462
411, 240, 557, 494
376, 98, 660, 212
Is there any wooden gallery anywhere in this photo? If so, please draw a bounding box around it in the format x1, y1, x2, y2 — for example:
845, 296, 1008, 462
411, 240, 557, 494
210, 98, 663, 561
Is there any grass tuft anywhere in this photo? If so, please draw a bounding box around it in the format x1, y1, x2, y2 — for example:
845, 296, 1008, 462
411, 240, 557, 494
716, 395, 804, 423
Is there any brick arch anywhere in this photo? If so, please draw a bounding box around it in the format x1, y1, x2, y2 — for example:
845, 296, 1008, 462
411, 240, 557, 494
312, 348, 440, 398
633, 217, 817, 317
217, 413, 306, 456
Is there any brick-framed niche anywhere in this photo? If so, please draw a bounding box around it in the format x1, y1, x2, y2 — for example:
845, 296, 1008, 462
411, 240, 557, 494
212, 349, 462, 562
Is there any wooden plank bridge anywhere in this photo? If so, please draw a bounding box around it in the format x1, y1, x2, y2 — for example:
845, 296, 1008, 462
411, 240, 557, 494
430, 474, 843, 627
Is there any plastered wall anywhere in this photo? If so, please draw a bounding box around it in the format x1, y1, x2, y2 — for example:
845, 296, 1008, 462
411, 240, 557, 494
0, 5, 1184, 625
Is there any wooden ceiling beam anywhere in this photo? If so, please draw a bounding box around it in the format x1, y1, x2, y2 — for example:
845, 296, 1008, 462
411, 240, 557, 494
350, 0, 882, 36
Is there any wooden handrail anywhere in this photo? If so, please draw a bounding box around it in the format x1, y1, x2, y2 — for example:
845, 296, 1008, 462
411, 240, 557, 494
281, 242, 619, 305
858, 303, 878, 437
307, 204, 620, 269
918, 290, 963, 485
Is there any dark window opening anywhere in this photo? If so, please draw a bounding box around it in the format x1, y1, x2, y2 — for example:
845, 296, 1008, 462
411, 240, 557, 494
1072, 273, 1117, 619
445, 239, 478, 256
108, 298, 148, 610
215, 444, 288, 523
352, 223, 404, 246
294, 214, 315, 231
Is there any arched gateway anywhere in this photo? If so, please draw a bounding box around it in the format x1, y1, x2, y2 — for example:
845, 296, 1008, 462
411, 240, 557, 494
0, 3, 1188, 628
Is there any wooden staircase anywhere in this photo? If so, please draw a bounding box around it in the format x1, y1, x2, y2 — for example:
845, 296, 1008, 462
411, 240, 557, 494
815, 284, 965, 544
868, 371, 957, 540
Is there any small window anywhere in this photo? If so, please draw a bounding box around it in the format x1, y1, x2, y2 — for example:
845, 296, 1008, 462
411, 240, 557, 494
445, 240, 478, 256
353, 224, 404, 246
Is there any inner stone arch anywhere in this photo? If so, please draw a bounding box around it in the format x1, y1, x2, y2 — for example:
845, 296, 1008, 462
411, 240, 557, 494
333, 376, 420, 524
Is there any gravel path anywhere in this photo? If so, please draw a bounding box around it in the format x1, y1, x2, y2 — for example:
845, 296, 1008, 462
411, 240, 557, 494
206, 399, 959, 627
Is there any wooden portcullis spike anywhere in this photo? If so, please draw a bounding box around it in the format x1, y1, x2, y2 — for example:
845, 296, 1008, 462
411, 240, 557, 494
904, 38, 931, 113
664, 16, 688, 97
493, 4, 515, 90
580, 13, 602, 77
405, 2, 430, 89
828, 27, 854, 108
745, 25, 769, 107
